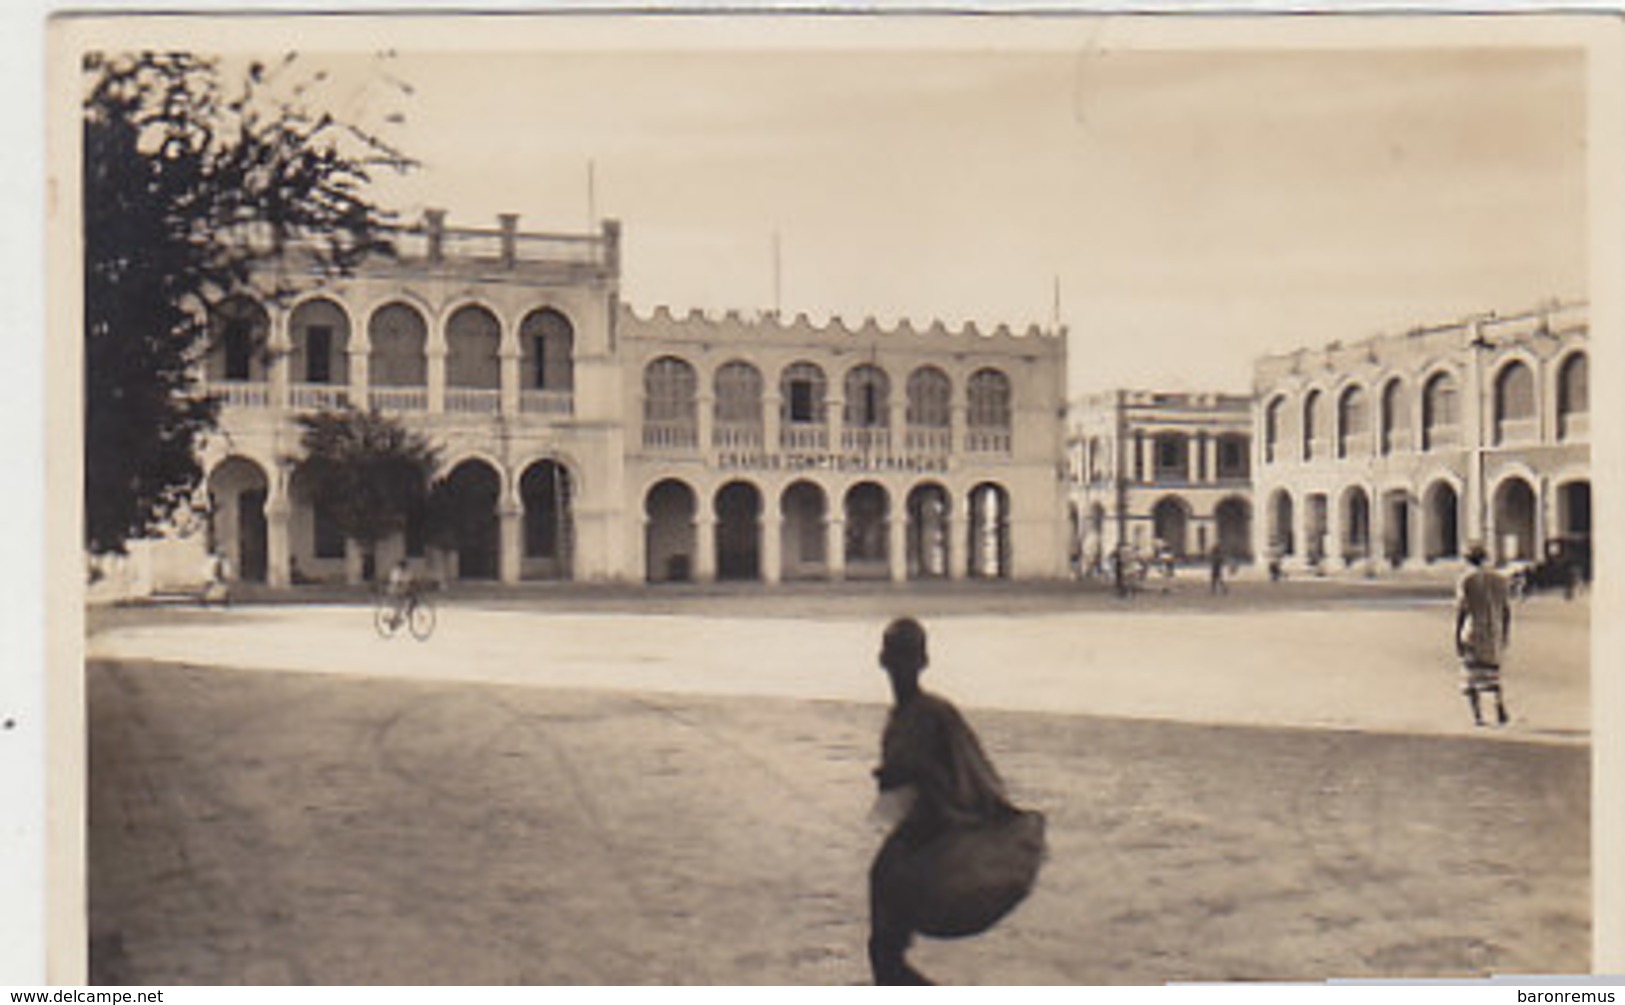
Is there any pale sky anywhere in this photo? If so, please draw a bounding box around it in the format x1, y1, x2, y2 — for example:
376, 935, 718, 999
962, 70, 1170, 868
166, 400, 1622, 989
305, 36, 1585, 396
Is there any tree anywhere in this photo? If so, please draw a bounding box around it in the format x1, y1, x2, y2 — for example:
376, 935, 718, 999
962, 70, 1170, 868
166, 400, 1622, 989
286, 408, 441, 580
83, 52, 411, 554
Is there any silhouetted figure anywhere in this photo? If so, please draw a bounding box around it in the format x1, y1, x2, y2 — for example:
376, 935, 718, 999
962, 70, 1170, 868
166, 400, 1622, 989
1208, 544, 1227, 595
1455, 543, 1512, 727
867, 618, 1044, 985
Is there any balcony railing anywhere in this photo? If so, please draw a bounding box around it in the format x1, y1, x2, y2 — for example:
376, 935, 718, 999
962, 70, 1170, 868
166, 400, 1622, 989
1423, 424, 1461, 451
445, 387, 501, 415
1338, 433, 1372, 459
780, 424, 828, 451
644, 421, 698, 450
213, 381, 270, 408
714, 423, 764, 450
965, 429, 1013, 454
290, 383, 349, 411
842, 427, 892, 454
1559, 412, 1589, 442
369, 386, 428, 412
905, 427, 952, 456
521, 390, 574, 416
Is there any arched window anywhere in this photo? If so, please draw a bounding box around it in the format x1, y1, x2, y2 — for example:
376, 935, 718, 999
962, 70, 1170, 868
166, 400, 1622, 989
520, 308, 574, 392
289, 297, 350, 387
1264, 397, 1285, 464
713, 361, 763, 448
1302, 390, 1322, 461
1380, 379, 1408, 455
1558, 352, 1588, 440
781, 361, 827, 425
445, 304, 501, 390
1422, 371, 1459, 451
1337, 385, 1368, 458
1494, 360, 1536, 443
844, 364, 891, 428
209, 296, 270, 382
367, 302, 429, 389
643, 356, 698, 449
967, 368, 1013, 454
906, 366, 952, 428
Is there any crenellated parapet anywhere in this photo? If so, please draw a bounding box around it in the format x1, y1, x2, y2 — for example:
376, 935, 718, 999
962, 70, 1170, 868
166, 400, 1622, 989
618, 302, 1065, 355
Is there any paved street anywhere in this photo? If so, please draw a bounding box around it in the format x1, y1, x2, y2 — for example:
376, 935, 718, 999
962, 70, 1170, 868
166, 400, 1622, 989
85, 590, 1591, 984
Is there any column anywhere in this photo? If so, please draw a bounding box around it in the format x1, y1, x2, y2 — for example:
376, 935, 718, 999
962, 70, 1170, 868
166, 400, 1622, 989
695, 509, 718, 583
498, 502, 523, 585
427, 348, 447, 414
265, 484, 291, 588
1369, 484, 1385, 571
889, 398, 908, 456
761, 506, 783, 585
349, 345, 370, 410
829, 396, 847, 454
697, 392, 715, 453
888, 506, 908, 583
499, 348, 521, 417
1206, 436, 1220, 483
763, 391, 782, 455
269, 309, 291, 410
950, 402, 966, 458
1464, 328, 1489, 545
1138, 432, 1154, 485
1187, 434, 1202, 484
826, 515, 847, 580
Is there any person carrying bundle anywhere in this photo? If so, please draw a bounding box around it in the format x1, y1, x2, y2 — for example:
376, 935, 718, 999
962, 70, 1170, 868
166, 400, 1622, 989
866, 617, 1046, 985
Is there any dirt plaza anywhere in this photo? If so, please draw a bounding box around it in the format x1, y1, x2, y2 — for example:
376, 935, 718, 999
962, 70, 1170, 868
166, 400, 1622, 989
85, 581, 1592, 984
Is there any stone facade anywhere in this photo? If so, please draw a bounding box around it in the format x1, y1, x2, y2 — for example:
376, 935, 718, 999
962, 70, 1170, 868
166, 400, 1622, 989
191, 211, 1068, 587
1064, 391, 1254, 570
1251, 301, 1590, 573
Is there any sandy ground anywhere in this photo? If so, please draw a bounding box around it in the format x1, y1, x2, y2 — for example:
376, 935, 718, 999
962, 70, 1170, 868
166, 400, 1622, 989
85, 590, 1591, 984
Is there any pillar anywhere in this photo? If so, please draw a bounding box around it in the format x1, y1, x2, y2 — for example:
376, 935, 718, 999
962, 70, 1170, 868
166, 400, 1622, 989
1464, 327, 1489, 546
829, 396, 847, 454
349, 345, 370, 410
427, 348, 447, 414
889, 398, 908, 457
1139, 433, 1154, 485
888, 507, 908, 583
826, 515, 847, 581
500, 348, 521, 417
1206, 435, 1219, 483
763, 391, 783, 455
761, 507, 783, 585
265, 496, 291, 588
695, 514, 717, 582
268, 308, 291, 410
1187, 434, 1201, 484
697, 392, 715, 453
498, 503, 523, 585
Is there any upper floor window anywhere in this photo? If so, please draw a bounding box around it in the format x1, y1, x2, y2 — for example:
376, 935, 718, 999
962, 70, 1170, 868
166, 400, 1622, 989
1494, 359, 1536, 443
1422, 371, 1459, 450
1302, 390, 1323, 461
906, 366, 952, 428
445, 304, 502, 389
290, 296, 349, 386
1380, 379, 1408, 455
781, 362, 827, 424
1264, 397, 1285, 464
521, 308, 575, 392
210, 296, 270, 382
1558, 352, 1588, 440
714, 360, 764, 426
845, 364, 890, 428
1217, 435, 1249, 479
967, 368, 1012, 429
368, 302, 430, 387
1337, 385, 1368, 458
643, 356, 698, 424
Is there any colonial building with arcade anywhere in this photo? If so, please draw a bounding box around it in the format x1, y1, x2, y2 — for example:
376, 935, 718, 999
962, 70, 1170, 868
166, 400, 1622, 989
1251, 301, 1590, 573
1063, 391, 1254, 569
192, 211, 1069, 589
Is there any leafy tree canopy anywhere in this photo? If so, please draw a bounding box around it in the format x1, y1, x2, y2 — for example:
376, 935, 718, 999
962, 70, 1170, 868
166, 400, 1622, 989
84, 51, 412, 554
287, 407, 441, 556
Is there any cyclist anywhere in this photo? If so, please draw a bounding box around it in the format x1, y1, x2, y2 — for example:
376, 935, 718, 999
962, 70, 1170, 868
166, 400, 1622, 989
383, 559, 418, 630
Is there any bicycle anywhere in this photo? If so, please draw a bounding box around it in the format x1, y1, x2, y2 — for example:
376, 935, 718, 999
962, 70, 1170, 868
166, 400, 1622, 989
374, 586, 436, 641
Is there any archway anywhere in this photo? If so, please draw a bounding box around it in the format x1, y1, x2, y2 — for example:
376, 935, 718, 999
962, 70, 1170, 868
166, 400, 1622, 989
780, 481, 828, 580
1340, 486, 1372, 563
1269, 490, 1295, 556
645, 479, 697, 582
1493, 477, 1537, 565
907, 483, 952, 579
715, 481, 763, 580
439, 460, 501, 580
1151, 496, 1191, 559
1382, 489, 1412, 567
967, 483, 1010, 579
1558, 480, 1592, 580
520, 460, 573, 580
1424, 481, 1460, 561
207, 456, 270, 583
1214, 497, 1251, 562
844, 482, 891, 579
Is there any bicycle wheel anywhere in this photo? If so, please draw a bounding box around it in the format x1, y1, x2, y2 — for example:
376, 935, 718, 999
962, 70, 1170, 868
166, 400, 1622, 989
374, 598, 401, 638
408, 596, 436, 640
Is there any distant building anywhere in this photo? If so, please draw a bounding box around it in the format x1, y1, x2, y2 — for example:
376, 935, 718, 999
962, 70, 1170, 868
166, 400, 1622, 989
1251, 302, 1590, 573
1064, 391, 1254, 569
189, 211, 1069, 587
